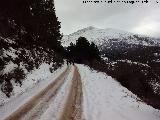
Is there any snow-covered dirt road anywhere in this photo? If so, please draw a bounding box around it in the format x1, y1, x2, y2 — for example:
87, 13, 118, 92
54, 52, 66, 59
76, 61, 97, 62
0, 64, 160, 120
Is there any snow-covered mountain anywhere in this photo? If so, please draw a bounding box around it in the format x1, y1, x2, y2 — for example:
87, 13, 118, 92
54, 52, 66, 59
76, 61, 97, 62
62, 26, 160, 109
62, 26, 160, 48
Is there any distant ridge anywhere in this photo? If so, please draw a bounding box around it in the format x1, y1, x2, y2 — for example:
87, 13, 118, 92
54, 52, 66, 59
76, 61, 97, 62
62, 26, 160, 47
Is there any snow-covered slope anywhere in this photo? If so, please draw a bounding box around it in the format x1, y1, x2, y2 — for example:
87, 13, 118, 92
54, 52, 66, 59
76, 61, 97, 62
62, 26, 160, 47
0, 36, 64, 101
77, 64, 160, 120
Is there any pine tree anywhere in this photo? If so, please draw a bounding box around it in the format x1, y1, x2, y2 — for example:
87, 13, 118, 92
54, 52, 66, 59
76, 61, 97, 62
30, 0, 62, 50
0, 0, 62, 51
66, 37, 101, 63
89, 42, 101, 61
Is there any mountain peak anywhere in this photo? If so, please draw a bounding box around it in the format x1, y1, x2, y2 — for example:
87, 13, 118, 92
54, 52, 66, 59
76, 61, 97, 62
70, 26, 97, 36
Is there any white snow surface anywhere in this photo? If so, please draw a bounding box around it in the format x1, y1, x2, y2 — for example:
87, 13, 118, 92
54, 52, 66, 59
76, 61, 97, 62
0, 63, 67, 119
2, 61, 18, 74
62, 26, 160, 47
77, 64, 160, 120
3, 47, 18, 59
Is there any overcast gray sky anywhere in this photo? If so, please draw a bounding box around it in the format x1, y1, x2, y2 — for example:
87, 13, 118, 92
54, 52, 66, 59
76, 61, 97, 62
54, 0, 160, 37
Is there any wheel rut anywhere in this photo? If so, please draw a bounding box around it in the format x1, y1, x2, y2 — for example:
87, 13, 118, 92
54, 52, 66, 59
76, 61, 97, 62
59, 66, 83, 120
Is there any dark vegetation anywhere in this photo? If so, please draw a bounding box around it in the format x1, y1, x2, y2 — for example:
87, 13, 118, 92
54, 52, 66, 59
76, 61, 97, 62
65, 37, 101, 64
0, 0, 63, 97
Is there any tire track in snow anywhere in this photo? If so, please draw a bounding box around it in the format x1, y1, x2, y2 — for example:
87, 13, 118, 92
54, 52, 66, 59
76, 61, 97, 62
39, 65, 75, 120
4, 66, 71, 120
60, 66, 83, 120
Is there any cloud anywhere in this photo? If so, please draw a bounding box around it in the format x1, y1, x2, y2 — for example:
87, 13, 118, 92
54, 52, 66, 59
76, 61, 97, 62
55, 0, 160, 37
131, 8, 160, 37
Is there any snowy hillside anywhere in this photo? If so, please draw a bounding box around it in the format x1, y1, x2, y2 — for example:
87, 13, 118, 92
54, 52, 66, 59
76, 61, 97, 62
0, 36, 64, 100
62, 26, 160, 48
